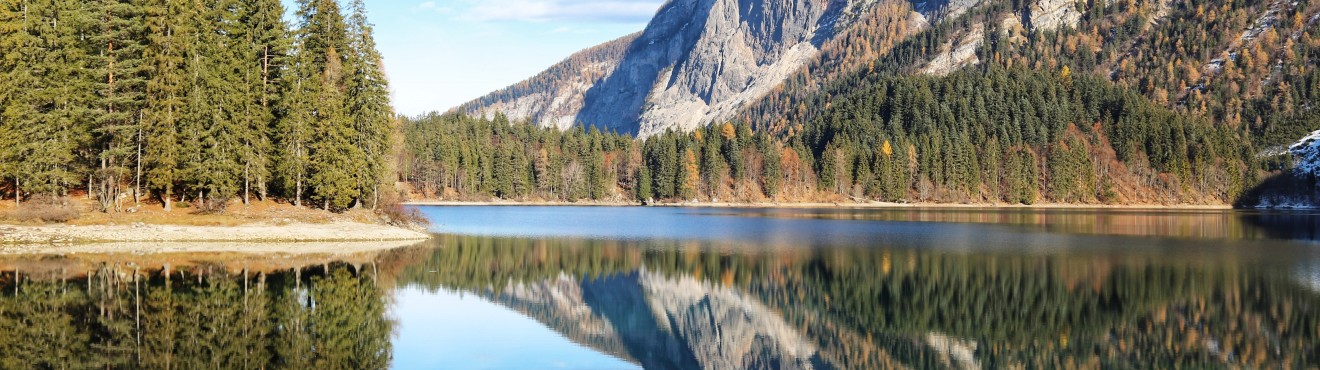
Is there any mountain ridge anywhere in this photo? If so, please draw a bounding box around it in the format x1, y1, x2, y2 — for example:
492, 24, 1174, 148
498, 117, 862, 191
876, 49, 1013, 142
460, 0, 893, 136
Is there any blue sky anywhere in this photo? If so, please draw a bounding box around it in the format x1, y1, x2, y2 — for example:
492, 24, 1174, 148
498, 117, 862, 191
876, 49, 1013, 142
282, 0, 665, 116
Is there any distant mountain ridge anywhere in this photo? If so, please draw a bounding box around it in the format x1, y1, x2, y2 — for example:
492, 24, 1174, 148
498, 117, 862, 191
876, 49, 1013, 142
458, 0, 1320, 146
461, 0, 891, 136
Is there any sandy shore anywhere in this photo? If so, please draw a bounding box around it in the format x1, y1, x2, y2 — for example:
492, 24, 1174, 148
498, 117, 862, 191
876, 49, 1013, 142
0, 221, 432, 247
0, 239, 430, 256
406, 200, 1235, 210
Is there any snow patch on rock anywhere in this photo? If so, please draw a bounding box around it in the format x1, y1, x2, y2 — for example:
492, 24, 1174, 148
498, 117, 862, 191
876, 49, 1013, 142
1289, 129, 1320, 178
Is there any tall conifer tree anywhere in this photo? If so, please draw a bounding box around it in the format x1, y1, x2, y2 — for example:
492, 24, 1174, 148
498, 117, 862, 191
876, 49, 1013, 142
142, 0, 189, 210
344, 0, 391, 208
88, 0, 148, 211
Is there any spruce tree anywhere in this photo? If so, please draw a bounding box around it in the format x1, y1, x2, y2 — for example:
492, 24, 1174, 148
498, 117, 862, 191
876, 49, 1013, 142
179, 0, 244, 208
275, 39, 315, 207
235, 0, 290, 204
0, 1, 26, 201
142, 0, 190, 210
88, 0, 149, 211
307, 47, 360, 210
344, 0, 391, 208
5, 0, 95, 198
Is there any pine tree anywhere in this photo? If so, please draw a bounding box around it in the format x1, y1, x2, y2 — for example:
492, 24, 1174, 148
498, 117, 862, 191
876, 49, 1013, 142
88, 0, 149, 211
179, 0, 244, 209
142, 0, 188, 210
307, 46, 360, 210
0, 1, 27, 201
235, 0, 290, 204
344, 0, 391, 208
4, 0, 95, 198
760, 139, 782, 198
636, 164, 653, 201
275, 40, 315, 207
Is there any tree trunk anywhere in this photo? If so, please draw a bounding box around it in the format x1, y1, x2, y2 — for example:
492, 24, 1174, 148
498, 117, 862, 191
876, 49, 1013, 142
259, 154, 268, 201
243, 164, 250, 206
295, 175, 302, 207
135, 113, 143, 206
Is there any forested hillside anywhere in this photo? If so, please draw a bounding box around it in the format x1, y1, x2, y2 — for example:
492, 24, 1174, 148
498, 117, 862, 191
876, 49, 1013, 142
746, 0, 1320, 148
405, 66, 1246, 204
0, 0, 394, 212
410, 0, 1320, 205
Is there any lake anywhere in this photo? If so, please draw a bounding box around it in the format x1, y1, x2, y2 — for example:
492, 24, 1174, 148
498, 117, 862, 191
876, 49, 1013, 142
1, 206, 1318, 369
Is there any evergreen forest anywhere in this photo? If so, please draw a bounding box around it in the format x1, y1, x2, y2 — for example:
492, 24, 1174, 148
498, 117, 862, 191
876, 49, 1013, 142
404, 67, 1252, 204
0, 263, 392, 369
408, 0, 1320, 205
0, 0, 394, 212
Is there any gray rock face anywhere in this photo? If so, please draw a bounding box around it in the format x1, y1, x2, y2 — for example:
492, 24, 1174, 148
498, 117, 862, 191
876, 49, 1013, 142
458, 0, 1085, 136
464, 0, 874, 136
488, 269, 827, 370
461, 35, 637, 130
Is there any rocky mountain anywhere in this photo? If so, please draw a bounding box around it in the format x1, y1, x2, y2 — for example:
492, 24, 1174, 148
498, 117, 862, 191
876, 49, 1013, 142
458, 0, 1320, 145
1290, 129, 1320, 178
490, 269, 830, 370
462, 0, 890, 136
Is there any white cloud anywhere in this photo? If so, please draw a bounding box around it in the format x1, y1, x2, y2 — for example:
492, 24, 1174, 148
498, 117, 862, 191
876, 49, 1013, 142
462, 0, 664, 23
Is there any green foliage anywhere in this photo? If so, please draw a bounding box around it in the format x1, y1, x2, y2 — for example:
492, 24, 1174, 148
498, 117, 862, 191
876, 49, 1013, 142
401, 234, 1320, 369
410, 64, 1248, 205
0, 0, 394, 213
0, 264, 391, 369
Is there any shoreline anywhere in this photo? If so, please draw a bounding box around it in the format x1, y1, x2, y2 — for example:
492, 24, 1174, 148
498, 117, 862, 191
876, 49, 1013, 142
0, 238, 428, 256
405, 200, 1236, 210
0, 221, 432, 248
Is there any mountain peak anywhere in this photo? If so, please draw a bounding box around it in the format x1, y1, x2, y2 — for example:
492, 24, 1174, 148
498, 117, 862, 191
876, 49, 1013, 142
463, 0, 879, 136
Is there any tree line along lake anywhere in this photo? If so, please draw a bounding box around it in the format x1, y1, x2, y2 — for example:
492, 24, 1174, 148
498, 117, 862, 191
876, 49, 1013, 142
1, 206, 1317, 369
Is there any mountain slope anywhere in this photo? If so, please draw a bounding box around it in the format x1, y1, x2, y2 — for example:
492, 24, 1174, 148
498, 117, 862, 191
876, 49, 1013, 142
460, 0, 1320, 145
462, 0, 892, 136
457, 34, 639, 130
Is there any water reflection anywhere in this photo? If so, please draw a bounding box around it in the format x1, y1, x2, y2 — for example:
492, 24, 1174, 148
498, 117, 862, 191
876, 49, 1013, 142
423, 206, 1320, 248
1, 208, 1318, 369
401, 234, 1320, 369
0, 257, 393, 369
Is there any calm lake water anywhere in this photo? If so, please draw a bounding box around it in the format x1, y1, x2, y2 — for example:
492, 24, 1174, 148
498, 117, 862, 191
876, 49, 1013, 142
1, 206, 1319, 369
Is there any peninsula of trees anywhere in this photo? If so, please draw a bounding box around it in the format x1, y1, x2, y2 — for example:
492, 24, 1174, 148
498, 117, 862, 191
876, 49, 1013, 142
0, 0, 394, 213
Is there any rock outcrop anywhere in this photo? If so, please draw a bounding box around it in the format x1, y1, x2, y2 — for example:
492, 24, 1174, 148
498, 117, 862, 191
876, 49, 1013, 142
463, 0, 880, 136
487, 269, 828, 369
457, 0, 1095, 136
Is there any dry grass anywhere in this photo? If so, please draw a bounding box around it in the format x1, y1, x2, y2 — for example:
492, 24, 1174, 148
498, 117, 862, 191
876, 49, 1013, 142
2, 196, 387, 227
6, 196, 81, 223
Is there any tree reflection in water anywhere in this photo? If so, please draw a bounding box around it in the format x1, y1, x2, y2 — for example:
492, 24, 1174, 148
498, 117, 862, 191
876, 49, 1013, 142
401, 234, 1320, 369
1, 231, 1317, 369
0, 262, 392, 369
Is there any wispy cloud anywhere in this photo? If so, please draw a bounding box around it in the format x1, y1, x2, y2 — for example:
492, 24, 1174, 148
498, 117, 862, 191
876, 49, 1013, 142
462, 0, 664, 23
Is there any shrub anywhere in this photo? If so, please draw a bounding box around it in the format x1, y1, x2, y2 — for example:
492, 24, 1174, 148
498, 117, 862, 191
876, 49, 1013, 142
194, 196, 231, 214
13, 196, 81, 223
380, 202, 428, 227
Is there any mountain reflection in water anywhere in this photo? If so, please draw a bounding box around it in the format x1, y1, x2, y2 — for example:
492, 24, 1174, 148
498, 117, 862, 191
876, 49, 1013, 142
1, 208, 1318, 369
401, 232, 1320, 369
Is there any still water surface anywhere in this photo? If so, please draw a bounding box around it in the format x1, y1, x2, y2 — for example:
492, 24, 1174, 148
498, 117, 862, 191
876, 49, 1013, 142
1, 207, 1318, 369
